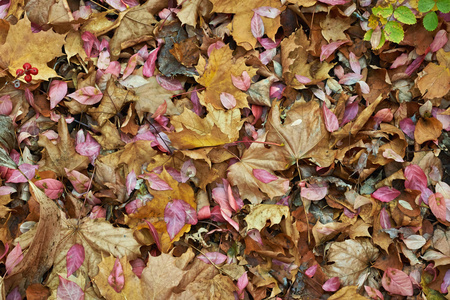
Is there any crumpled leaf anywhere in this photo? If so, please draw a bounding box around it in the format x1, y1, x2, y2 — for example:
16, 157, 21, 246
245, 204, 290, 232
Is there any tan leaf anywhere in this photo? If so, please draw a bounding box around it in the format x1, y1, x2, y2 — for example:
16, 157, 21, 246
91, 119, 126, 150
414, 117, 443, 144
320, 13, 352, 42
177, 0, 213, 27
328, 286, 369, 300
37, 118, 90, 177
416, 49, 450, 99
245, 204, 290, 232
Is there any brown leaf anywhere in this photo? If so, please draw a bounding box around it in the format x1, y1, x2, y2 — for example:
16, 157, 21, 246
416, 50, 450, 99
37, 118, 89, 177
414, 117, 442, 144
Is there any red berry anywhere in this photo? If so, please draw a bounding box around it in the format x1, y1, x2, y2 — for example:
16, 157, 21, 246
16, 69, 24, 76
24, 74, 32, 82
29, 67, 38, 75
23, 63, 31, 70
25, 69, 30, 75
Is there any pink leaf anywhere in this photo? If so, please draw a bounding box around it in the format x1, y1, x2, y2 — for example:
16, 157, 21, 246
429, 192, 447, 221
81, 31, 99, 58
305, 264, 318, 278
320, 40, 348, 61
181, 159, 196, 183
322, 105, 339, 132
237, 271, 248, 299
140, 173, 173, 191
430, 30, 448, 53
295, 75, 312, 84
322, 277, 340, 292
76, 132, 100, 163
220, 92, 236, 109
372, 186, 400, 202
57, 276, 84, 300
180, 200, 198, 225
143, 46, 160, 77
144, 220, 162, 251
7, 164, 38, 183
383, 149, 404, 162
0, 95, 12, 115
258, 37, 281, 49
247, 229, 263, 245
207, 41, 225, 57
156, 74, 183, 91
251, 105, 263, 124
122, 53, 139, 79
441, 269, 450, 293
5, 243, 23, 275
68, 86, 103, 105
251, 13, 264, 38
252, 6, 281, 18
66, 244, 85, 277
108, 258, 125, 293
126, 170, 136, 196
404, 164, 427, 192
34, 178, 64, 199
390, 53, 409, 69
65, 168, 90, 194
318, 0, 350, 4
6, 287, 21, 300
301, 185, 328, 201
365, 286, 384, 300
341, 99, 359, 126
399, 118, 415, 139
231, 71, 251, 91
0, 186, 16, 196
252, 169, 278, 183
259, 48, 276, 65
382, 268, 413, 296
373, 108, 393, 126
48, 80, 68, 109
349, 52, 361, 74
197, 252, 228, 264
339, 73, 363, 85
164, 199, 187, 240
130, 258, 145, 278
197, 206, 211, 220
380, 207, 391, 229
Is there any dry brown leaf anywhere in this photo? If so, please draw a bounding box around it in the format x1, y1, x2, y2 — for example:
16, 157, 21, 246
416, 49, 450, 100
0, 15, 65, 81
91, 119, 126, 150
414, 117, 443, 144
328, 286, 369, 300
245, 204, 290, 231
37, 118, 89, 177
177, 0, 213, 27
320, 13, 352, 42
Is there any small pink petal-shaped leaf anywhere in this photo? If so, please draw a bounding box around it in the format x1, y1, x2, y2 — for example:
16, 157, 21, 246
108, 258, 125, 293
365, 286, 384, 300
65, 168, 90, 194
251, 105, 263, 124
143, 46, 160, 77
220, 92, 236, 109
247, 229, 263, 245
0, 95, 12, 115
270, 82, 285, 99
320, 40, 348, 61
380, 207, 391, 229
372, 186, 400, 202
295, 75, 312, 84
57, 276, 84, 300
237, 271, 248, 299
349, 52, 361, 75
382, 268, 413, 296
76, 132, 100, 162
399, 118, 415, 139
341, 100, 359, 126
322, 277, 340, 292
197, 252, 227, 264
322, 105, 339, 132
374, 108, 393, 124
66, 244, 85, 277
6, 287, 21, 300
130, 258, 145, 278
430, 29, 448, 53
34, 178, 64, 199
258, 37, 281, 49
259, 48, 276, 65
207, 41, 225, 57
68, 86, 103, 105
441, 269, 450, 293
339, 73, 363, 85
181, 159, 196, 183
252, 169, 278, 183
0, 186, 16, 196
48, 80, 68, 109
301, 186, 328, 201
383, 149, 404, 162
390, 53, 409, 69
305, 264, 318, 278
6, 170, 27, 183
5, 243, 23, 275
231, 71, 251, 91
404, 164, 427, 192
122, 53, 139, 79
319, 0, 350, 4
251, 13, 264, 38
7, 164, 38, 183
164, 199, 187, 240
179, 200, 198, 225
429, 192, 447, 221
140, 173, 173, 191
126, 170, 136, 196
144, 220, 162, 251
156, 74, 183, 91
252, 6, 281, 18
197, 206, 211, 220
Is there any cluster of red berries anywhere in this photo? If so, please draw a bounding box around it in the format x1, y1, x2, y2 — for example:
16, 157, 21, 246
16, 63, 38, 83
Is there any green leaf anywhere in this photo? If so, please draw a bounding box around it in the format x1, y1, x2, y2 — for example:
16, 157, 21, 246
372, 4, 394, 18
423, 12, 439, 31
394, 6, 417, 24
373, 31, 386, 50
418, 0, 436, 12
437, 0, 450, 13
363, 29, 373, 41
384, 21, 404, 43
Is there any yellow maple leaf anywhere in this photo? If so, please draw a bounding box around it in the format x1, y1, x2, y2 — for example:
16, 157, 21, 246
195, 46, 257, 110
0, 15, 65, 81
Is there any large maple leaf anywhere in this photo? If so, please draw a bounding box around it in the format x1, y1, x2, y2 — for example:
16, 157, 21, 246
195, 46, 257, 109
0, 15, 65, 81
38, 118, 90, 177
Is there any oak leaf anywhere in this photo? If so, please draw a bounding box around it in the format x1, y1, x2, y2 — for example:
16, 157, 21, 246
38, 118, 89, 177
0, 15, 65, 81
195, 46, 257, 109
